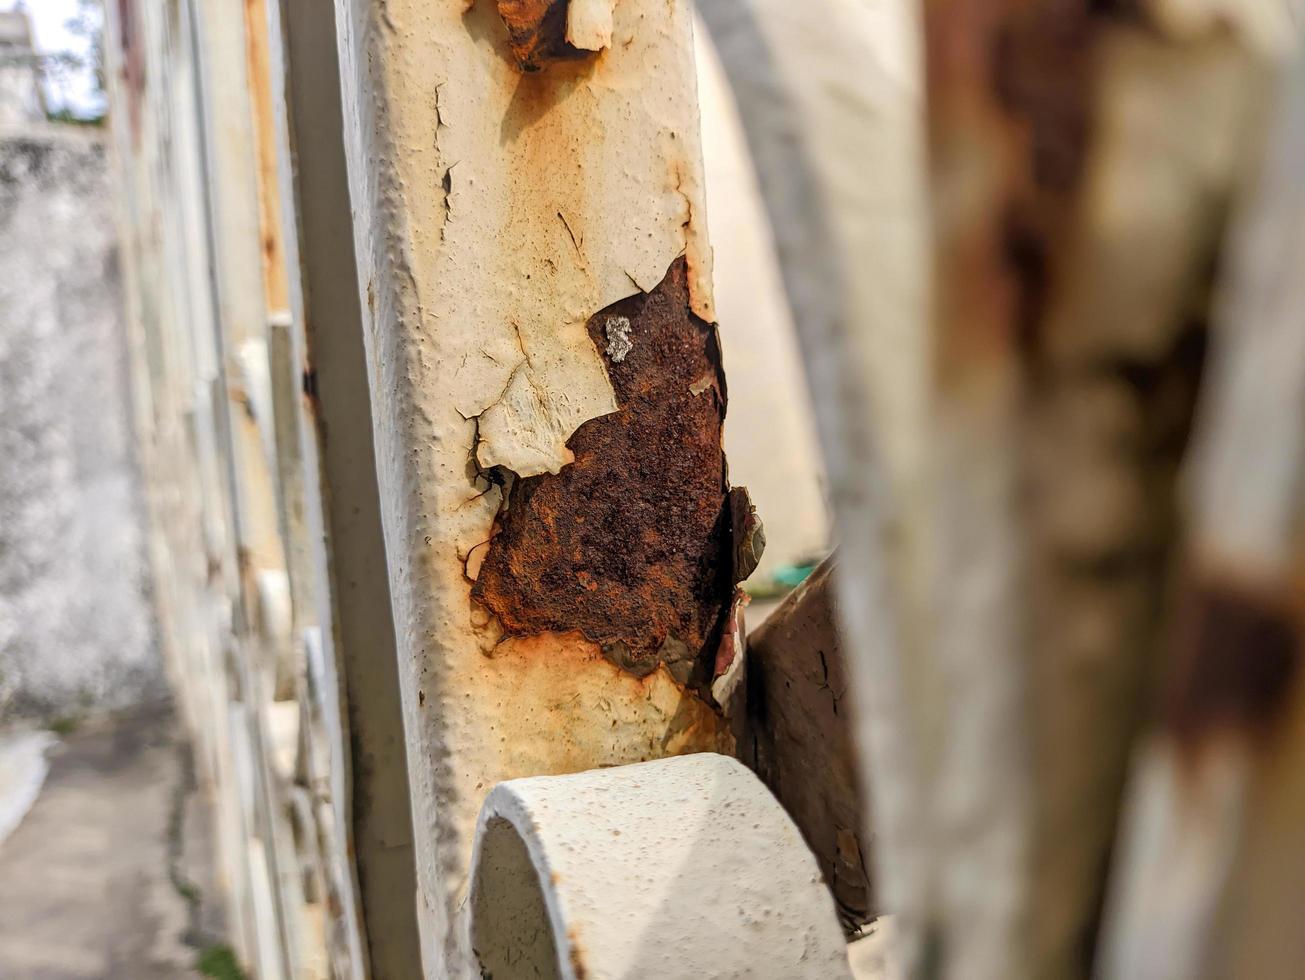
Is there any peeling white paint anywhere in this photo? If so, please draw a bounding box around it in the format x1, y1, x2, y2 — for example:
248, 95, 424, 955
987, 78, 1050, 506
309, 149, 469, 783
567, 0, 615, 53
370, 0, 717, 479
603, 315, 633, 363
710, 635, 746, 713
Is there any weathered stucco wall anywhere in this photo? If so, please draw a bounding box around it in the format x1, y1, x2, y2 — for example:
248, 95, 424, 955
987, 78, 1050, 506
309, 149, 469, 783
0, 128, 157, 718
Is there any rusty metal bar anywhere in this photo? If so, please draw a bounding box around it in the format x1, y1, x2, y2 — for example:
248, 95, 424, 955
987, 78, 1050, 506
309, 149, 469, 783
331, 0, 752, 972
1100, 45, 1305, 980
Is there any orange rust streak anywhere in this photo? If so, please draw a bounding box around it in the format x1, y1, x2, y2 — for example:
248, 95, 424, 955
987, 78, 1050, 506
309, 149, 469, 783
476, 631, 732, 767
243, 0, 290, 313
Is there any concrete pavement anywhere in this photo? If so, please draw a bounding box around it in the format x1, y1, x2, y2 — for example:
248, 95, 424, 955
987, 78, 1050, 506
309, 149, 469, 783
0, 704, 229, 979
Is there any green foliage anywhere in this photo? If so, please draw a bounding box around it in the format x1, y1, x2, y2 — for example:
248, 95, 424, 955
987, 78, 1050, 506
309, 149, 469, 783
45, 107, 105, 127
196, 944, 246, 980
40, 0, 106, 123
46, 715, 81, 736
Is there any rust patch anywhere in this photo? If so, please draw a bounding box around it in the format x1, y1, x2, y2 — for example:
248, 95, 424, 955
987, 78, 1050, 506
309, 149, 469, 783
924, 0, 1097, 373
1163, 578, 1302, 752
472, 259, 735, 690
992, 3, 1095, 353
494, 0, 587, 72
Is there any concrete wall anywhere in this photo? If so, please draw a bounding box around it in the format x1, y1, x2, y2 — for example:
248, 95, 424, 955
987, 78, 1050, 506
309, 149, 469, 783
0, 127, 158, 718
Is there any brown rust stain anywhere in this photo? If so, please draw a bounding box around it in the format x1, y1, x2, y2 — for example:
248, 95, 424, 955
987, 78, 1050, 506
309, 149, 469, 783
494, 0, 587, 72
472, 258, 735, 690
924, 0, 1097, 373
1163, 577, 1302, 753
990, 1, 1095, 354
567, 927, 588, 980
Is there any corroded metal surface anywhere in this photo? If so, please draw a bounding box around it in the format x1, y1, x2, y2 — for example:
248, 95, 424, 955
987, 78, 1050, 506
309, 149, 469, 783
473, 259, 733, 686
494, 0, 584, 71
744, 556, 874, 931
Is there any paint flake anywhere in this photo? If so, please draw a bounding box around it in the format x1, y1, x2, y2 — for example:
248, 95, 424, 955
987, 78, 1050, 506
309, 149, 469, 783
605, 316, 633, 363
